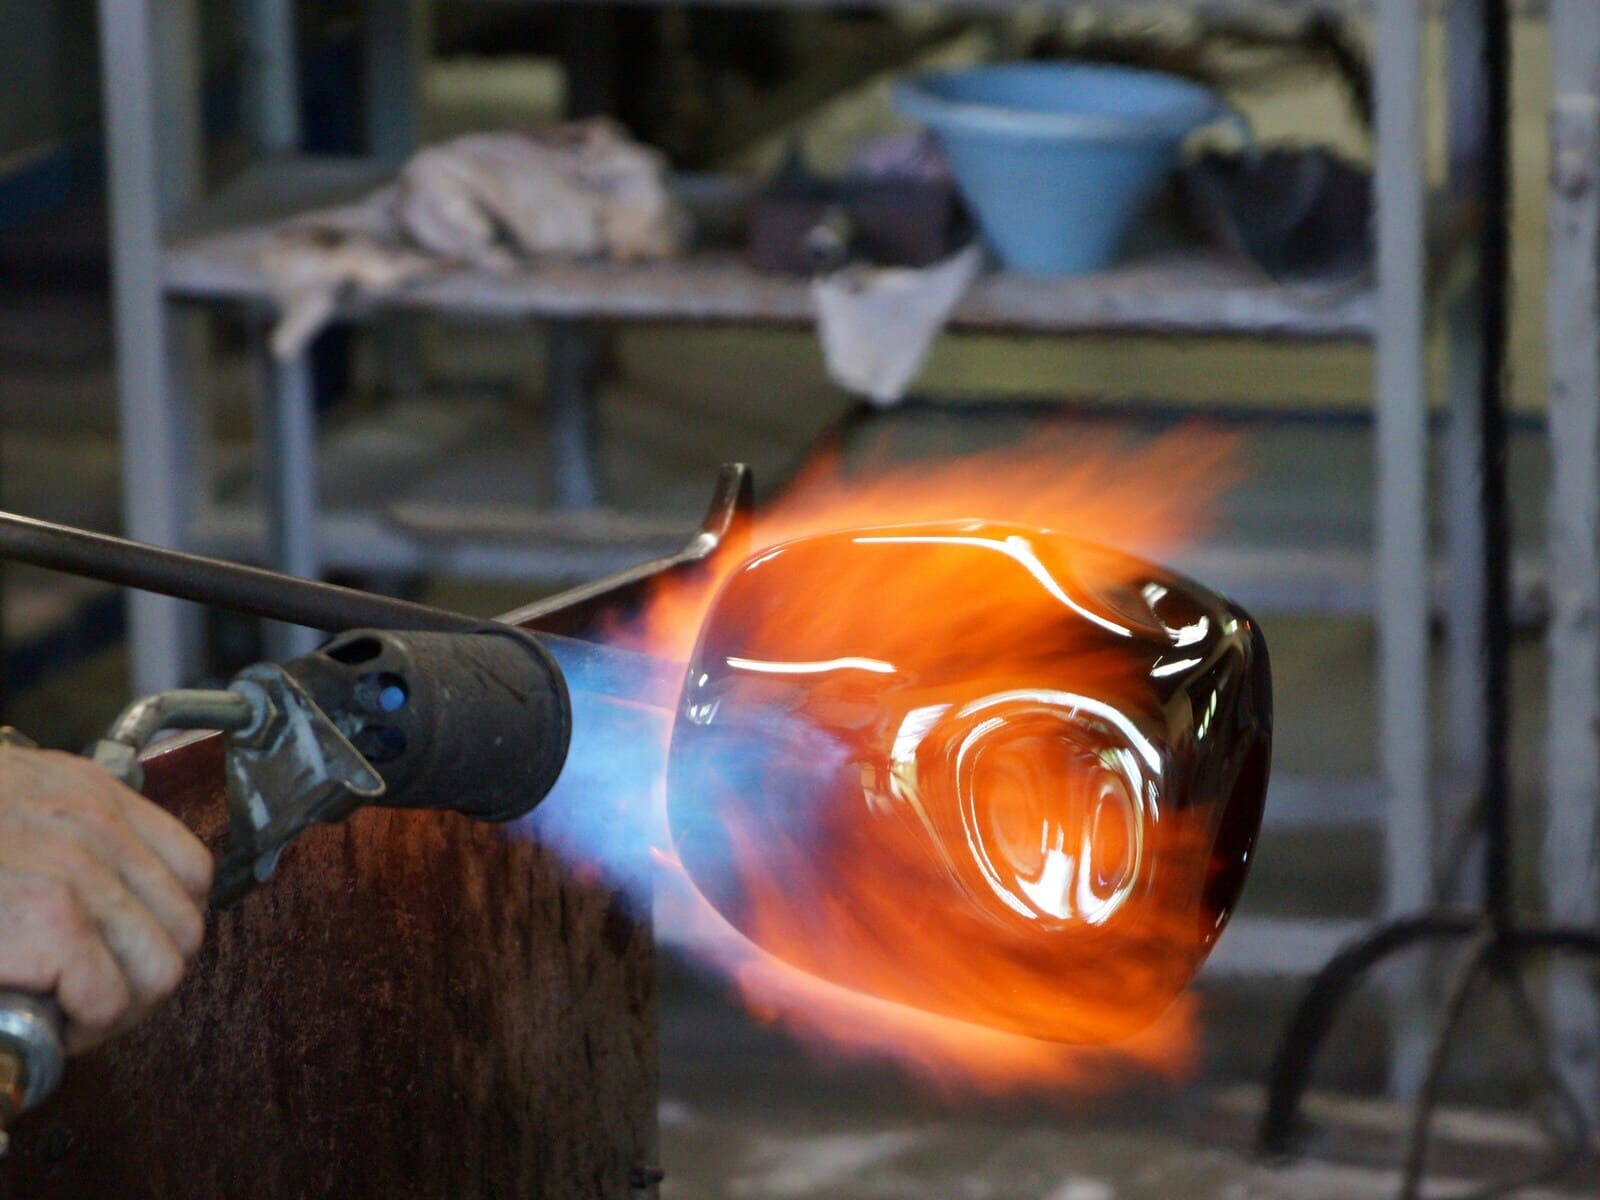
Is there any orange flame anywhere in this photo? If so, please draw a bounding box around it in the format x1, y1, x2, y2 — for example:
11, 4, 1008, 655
619, 422, 1255, 1096
629, 425, 1240, 664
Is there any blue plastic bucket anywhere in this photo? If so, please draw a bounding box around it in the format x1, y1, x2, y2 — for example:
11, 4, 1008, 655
894, 63, 1232, 275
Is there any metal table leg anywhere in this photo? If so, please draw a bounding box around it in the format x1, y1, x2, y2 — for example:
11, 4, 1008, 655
1373, 0, 1433, 1100
1441, 0, 1491, 906
1545, 0, 1600, 1119
1443, 279, 1487, 895
365, 0, 428, 401
98, 0, 204, 694
548, 320, 603, 511
253, 333, 324, 661
239, 0, 300, 156
365, 0, 428, 162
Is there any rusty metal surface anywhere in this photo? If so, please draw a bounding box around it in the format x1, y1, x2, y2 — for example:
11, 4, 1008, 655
0, 729, 658, 1199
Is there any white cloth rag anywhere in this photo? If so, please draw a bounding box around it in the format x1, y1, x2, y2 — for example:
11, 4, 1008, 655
262, 120, 682, 359
811, 244, 984, 405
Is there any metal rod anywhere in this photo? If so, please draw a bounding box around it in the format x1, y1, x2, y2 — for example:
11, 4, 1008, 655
0, 509, 684, 711
1477, 0, 1513, 929
499, 462, 751, 632
97, 0, 204, 693
0, 509, 480, 635
240, 0, 301, 155
252, 337, 324, 661
1546, 0, 1600, 1117
1373, 0, 1432, 1101
1442, 0, 1490, 908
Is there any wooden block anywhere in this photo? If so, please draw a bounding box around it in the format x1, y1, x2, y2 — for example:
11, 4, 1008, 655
0, 731, 658, 1199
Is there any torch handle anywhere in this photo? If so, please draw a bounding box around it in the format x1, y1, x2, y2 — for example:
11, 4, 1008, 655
0, 991, 65, 1158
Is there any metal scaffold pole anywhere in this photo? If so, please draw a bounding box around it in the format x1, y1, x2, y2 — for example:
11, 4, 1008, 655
1374, 0, 1433, 1099
1544, 0, 1600, 1120
96, 0, 205, 692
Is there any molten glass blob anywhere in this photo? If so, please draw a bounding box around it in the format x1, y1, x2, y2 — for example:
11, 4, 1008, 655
667, 521, 1271, 1044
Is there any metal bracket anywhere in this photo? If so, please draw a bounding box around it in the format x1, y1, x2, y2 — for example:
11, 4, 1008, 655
212, 664, 386, 908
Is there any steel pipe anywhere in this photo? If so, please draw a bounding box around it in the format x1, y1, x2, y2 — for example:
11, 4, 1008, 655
0, 511, 477, 635
0, 509, 683, 711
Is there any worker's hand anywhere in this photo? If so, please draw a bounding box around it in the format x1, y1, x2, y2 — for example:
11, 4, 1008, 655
0, 747, 212, 1052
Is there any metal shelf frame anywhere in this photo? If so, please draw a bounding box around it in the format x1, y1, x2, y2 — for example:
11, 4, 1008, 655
98, 0, 1394, 688
163, 175, 1374, 337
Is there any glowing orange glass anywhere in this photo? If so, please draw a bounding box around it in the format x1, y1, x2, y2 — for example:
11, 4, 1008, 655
667, 520, 1271, 1044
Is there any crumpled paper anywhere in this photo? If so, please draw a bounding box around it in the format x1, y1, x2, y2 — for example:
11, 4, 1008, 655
262, 120, 682, 359
811, 244, 984, 405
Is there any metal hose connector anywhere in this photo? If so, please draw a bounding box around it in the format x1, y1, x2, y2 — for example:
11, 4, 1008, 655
91, 689, 261, 791
105, 690, 259, 749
